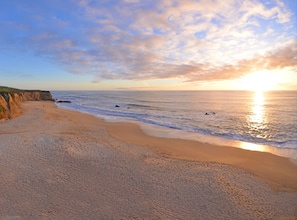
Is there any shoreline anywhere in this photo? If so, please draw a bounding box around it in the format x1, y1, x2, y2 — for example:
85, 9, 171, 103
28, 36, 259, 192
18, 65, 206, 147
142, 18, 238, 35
56, 103, 297, 192
104, 121, 297, 192
56, 102, 297, 161
1, 101, 297, 218
104, 117, 297, 161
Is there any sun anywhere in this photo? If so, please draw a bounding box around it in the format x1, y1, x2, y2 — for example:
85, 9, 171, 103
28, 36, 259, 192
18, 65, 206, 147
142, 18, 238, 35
239, 70, 281, 91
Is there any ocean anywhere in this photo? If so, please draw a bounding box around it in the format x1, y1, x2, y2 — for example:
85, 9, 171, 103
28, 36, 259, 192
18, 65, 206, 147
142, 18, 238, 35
52, 90, 297, 160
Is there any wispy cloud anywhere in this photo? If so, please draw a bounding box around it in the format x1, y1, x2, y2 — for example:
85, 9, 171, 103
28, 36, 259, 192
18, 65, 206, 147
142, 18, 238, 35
1, 0, 296, 85
182, 41, 297, 81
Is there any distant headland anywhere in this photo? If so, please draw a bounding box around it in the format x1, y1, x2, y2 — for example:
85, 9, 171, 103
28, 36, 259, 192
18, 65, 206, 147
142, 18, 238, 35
0, 86, 54, 121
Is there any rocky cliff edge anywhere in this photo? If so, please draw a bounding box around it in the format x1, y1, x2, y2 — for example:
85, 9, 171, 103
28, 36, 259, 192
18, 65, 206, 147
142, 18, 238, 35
0, 87, 54, 121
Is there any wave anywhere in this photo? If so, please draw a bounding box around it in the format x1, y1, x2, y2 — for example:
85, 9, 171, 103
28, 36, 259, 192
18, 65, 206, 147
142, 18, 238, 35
53, 91, 297, 150
127, 103, 154, 109
210, 131, 297, 149
275, 140, 297, 149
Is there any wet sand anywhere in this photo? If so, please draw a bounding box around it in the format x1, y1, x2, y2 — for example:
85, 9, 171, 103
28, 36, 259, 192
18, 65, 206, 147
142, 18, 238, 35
0, 101, 296, 219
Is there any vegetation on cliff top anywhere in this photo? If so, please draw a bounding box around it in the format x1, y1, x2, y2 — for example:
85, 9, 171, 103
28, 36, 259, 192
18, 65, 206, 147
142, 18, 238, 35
0, 86, 51, 95
0, 86, 21, 93
0, 86, 51, 93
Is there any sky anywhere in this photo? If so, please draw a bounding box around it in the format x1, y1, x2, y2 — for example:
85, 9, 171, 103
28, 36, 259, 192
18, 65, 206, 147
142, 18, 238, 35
0, 0, 296, 91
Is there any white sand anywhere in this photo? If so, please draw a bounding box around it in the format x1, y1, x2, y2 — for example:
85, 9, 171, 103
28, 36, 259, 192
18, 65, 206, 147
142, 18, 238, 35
0, 101, 296, 219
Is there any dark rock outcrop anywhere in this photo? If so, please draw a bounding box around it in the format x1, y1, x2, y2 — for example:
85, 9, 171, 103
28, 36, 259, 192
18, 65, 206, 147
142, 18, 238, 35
0, 88, 54, 121
56, 100, 72, 103
205, 112, 216, 115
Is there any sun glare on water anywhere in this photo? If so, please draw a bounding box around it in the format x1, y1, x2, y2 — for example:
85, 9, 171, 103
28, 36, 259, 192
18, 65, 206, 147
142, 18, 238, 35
240, 70, 280, 91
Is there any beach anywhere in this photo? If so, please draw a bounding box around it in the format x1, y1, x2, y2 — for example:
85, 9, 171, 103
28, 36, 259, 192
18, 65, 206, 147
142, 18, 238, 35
0, 101, 297, 219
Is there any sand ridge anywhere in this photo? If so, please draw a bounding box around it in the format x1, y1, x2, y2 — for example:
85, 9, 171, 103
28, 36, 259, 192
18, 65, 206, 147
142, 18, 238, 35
0, 101, 296, 219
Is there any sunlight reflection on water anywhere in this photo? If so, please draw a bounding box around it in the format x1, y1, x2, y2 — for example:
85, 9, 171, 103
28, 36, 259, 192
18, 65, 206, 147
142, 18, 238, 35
239, 141, 267, 152
250, 91, 266, 124
247, 91, 269, 139
238, 141, 297, 161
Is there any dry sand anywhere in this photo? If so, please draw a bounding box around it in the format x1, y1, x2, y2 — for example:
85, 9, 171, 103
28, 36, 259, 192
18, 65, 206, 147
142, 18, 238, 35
0, 101, 296, 219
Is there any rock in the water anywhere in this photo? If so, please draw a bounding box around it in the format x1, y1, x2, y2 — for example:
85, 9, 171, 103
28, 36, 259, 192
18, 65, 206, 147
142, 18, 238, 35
57, 100, 72, 103
205, 112, 216, 115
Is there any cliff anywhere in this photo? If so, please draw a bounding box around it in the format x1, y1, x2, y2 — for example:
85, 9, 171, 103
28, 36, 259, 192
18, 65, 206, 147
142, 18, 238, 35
19, 90, 54, 101
0, 87, 54, 121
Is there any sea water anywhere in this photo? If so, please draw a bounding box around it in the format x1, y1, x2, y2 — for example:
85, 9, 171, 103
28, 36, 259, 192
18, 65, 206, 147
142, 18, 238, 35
52, 90, 297, 159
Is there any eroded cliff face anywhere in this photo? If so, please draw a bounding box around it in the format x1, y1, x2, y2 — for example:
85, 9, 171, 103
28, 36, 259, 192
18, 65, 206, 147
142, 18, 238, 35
21, 91, 54, 101
0, 90, 54, 121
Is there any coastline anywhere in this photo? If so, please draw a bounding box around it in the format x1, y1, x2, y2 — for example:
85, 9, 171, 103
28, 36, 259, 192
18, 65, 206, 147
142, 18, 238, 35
104, 121, 297, 192
1, 101, 297, 218
58, 102, 297, 192
135, 122, 297, 161
3, 101, 297, 191
53, 90, 297, 154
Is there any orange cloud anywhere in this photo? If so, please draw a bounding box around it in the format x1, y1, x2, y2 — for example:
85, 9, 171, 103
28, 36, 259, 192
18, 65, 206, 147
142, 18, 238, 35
183, 41, 297, 82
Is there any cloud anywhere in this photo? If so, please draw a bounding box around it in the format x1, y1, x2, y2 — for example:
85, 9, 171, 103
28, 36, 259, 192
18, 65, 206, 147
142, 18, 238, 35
1, 0, 296, 84
91, 79, 101, 83
183, 41, 297, 81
